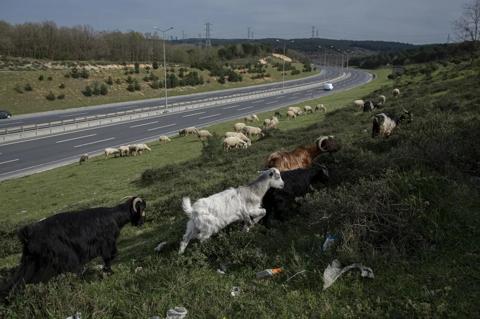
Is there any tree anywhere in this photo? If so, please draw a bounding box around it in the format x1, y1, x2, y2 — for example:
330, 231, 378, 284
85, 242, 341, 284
454, 0, 480, 42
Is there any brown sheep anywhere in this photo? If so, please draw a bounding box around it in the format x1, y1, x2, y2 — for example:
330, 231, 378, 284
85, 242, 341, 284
265, 136, 340, 171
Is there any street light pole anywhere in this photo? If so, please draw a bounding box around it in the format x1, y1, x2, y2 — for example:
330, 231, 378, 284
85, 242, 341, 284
154, 26, 174, 110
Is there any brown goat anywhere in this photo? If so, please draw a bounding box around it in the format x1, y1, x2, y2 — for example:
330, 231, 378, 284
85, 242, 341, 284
265, 136, 340, 171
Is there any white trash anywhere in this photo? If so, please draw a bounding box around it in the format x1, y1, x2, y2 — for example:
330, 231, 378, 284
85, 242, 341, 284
323, 259, 374, 290
65, 312, 81, 319
166, 306, 188, 319
154, 241, 168, 252
230, 286, 241, 297
321, 234, 336, 252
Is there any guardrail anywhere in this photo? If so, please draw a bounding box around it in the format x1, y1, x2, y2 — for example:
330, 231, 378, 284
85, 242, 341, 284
0, 72, 348, 142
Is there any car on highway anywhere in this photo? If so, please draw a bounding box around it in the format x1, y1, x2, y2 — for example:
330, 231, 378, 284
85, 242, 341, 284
323, 83, 334, 91
0, 110, 12, 119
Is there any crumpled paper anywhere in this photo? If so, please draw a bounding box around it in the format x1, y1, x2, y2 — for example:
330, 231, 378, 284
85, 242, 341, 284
323, 259, 374, 290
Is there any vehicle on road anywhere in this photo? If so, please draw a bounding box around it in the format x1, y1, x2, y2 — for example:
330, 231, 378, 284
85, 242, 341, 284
0, 110, 12, 119
323, 83, 334, 91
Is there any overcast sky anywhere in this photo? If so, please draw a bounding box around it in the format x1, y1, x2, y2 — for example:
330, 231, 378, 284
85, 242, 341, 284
0, 0, 465, 44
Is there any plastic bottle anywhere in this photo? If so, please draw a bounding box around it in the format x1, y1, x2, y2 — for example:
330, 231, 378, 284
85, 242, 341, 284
256, 267, 283, 279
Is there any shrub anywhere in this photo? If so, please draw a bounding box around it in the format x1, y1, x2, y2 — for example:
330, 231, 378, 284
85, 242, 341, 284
126, 76, 134, 84
92, 82, 101, 95
134, 62, 140, 74
150, 80, 161, 89
82, 85, 93, 96
38, 75, 44, 81
134, 80, 141, 91
57, 93, 65, 100
80, 68, 90, 79
64, 73, 71, 78
115, 78, 122, 84
59, 83, 65, 89
24, 83, 33, 91
291, 69, 301, 75
14, 85, 23, 93
47, 76, 53, 81
45, 91, 56, 100
106, 76, 113, 85
127, 83, 135, 92
100, 83, 108, 95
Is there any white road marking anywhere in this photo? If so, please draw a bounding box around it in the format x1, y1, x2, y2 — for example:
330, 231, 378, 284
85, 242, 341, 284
0, 158, 19, 165
73, 137, 115, 148
56, 134, 97, 144
199, 113, 221, 120
129, 121, 159, 128
147, 123, 176, 131
222, 104, 241, 110
265, 101, 277, 105
182, 111, 205, 118
237, 105, 255, 110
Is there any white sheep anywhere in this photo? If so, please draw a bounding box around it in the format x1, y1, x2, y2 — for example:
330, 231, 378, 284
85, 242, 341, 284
128, 144, 151, 156
288, 106, 302, 115
266, 116, 279, 129
297, 110, 305, 116
233, 122, 246, 132
242, 126, 264, 138
159, 136, 171, 144
287, 110, 297, 119
224, 132, 251, 146
392, 88, 400, 97
178, 168, 285, 254
378, 95, 386, 105
118, 146, 130, 157
315, 104, 327, 112
179, 127, 198, 136
244, 114, 259, 122
354, 99, 364, 109
304, 105, 313, 113
263, 118, 271, 128
223, 136, 248, 150
104, 147, 120, 159
197, 129, 213, 140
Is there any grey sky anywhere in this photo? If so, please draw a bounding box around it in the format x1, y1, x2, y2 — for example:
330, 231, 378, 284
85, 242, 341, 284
0, 0, 465, 44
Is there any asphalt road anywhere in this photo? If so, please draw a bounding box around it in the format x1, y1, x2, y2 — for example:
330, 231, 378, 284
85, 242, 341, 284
0, 67, 371, 181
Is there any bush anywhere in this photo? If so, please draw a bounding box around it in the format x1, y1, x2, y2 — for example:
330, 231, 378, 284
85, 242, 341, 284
38, 75, 44, 81
24, 83, 33, 91
14, 85, 23, 93
127, 83, 135, 92
82, 85, 93, 96
126, 76, 134, 84
80, 68, 90, 79
57, 93, 65, 99
45, 91, 56, 100
134, 80, 141, 91
150, 80, 161, 89
291, 69, 301, 75
100, 83, 108, 95
64, 73, 71, 78
115, 78, 122, 85
47, 76, 53, 81
92, 82, 101, 95
106, 76, 113, 85
134, 62, 140, 74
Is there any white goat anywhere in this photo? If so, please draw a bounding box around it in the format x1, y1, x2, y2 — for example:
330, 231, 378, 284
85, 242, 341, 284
178, 168, 284, 254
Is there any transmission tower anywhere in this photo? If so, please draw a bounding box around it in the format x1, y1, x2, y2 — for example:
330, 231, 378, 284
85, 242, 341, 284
311, 26, 315, 38
205, 22, 212, 47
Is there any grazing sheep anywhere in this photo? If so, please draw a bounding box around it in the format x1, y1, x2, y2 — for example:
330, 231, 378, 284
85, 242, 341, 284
263, 118, 272, 128
363, 100, 376, 112
378, 95, 386, 105
223, 136, 248, 150
0, 197, 147, 299
79, 154, 89, 165
178, 168, 284, 254
118, 146, 130, 157
197, 129, 213, 140
244, 114, 259, 122
265, 136, 340, 172
297, 110, 305, 116
159, 136, 171, 144
304, 105, 313, 113
128, 144, 151, 156
372, 110, 411, 138
261, 164, 329, 225
392, 88, 400, 97
353, 99, 364, 110
287, 110, 297, 119
224, 132, 251, 146
274, 111, 282, 118
288, 106, 302, 115
233, 122, 246, 132
179, 127, 198, 136
242, 126, 264, 138
315, 104, 327, 112
104, 147, 120, 159
266, 116, 279, 130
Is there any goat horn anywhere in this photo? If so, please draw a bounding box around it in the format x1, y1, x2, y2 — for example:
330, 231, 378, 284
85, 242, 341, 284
317, 136, 329, 152
120, 195, 134, 201
132, 197, 142, 213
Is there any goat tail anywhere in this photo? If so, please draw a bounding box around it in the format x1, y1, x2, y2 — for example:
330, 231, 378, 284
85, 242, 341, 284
182, 197, 193, 218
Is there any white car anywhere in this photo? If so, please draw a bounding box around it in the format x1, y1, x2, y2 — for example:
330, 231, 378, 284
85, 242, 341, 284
323, 83, 334, 91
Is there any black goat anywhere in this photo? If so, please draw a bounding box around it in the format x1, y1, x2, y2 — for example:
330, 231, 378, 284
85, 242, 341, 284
0, 196, 146, 301
261, 164, 329, 226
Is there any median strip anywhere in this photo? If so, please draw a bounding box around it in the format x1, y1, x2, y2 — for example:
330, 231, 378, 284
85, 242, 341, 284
73, 137, 115, 148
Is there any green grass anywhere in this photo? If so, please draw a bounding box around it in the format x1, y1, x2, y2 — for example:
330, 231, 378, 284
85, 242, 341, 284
0, 61, 315, 115
1, 61, 479, 318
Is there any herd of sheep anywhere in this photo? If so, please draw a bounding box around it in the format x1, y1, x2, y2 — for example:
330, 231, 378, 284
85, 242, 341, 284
1, 85, 411, 301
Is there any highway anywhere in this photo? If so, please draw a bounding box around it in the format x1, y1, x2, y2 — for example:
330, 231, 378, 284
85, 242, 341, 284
0, 67, 372, 181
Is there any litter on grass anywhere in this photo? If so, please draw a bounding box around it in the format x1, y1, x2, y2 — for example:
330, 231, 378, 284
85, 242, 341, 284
230, 286, 241, 297
323, 259, 374, 290
322, 234, 336, 252
256, 267, 283, 279
154, 241, 168, 252
166, 306, 188, 319
65, 312, 81, 319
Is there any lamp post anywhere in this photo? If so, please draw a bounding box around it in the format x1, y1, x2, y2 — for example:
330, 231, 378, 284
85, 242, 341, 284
276, 39, 294, 91
154, 26, 174, 110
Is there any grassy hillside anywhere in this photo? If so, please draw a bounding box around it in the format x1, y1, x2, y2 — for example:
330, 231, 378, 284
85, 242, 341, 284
0, 58, 314, 115
1, 59, 479, 318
